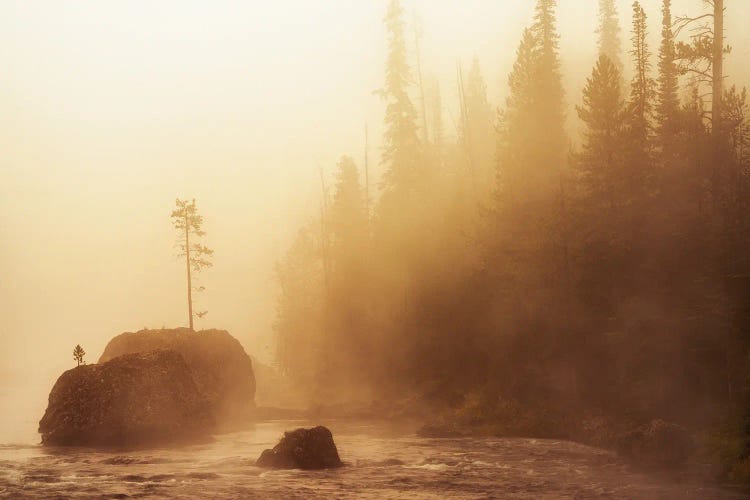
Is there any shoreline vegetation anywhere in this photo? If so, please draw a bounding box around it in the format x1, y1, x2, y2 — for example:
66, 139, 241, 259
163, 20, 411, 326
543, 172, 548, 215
252, 396, 746, 489
271, 0, 750, 488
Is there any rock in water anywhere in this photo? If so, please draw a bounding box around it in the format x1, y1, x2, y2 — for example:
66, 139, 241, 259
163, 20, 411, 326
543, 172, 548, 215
617, 419, 693, 467
39, 350, 213, 447
99, 328, 255, 423
256, 426, 342, 469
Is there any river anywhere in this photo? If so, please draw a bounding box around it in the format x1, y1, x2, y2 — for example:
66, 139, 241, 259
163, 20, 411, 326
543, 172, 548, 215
1, 415, 747, 499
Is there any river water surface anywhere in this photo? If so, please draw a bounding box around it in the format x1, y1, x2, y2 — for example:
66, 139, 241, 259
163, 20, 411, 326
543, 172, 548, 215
1, 415, 747, 499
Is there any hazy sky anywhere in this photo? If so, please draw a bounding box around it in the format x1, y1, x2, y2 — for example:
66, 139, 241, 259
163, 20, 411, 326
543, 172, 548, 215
2, 0, 749, 387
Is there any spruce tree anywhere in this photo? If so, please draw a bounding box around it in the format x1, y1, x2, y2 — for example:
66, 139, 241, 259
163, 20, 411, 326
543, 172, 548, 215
461, 57, 495, 192
575, 55, 626, 211
496, 28, 538, 202
629, 2, 654, 150
655, 0, 680, 155
531, 0, 566, 166
330, 156, 368, 278
597, 0, 624, 77
379, 0, 420, 201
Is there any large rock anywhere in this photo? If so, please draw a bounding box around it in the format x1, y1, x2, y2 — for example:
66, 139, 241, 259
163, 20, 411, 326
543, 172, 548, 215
617, 419, 694, 467
39, 350, 213, 446
99, 328, 255, 423
256, 426, 342, 469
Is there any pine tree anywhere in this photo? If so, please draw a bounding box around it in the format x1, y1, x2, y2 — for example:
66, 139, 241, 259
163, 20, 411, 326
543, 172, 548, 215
531, 0, 566, 162
627, 1, 655, 164
575, 55, 626, 211
597, 0, 624, 77
379, 0, 420, 200
274, 225, 325, 386
674, 0, 726, 144
573, 55, 627, 317
73, 344, 86, 367
326, 156, 370, 391
460, 57, 495, 193
330, 156, 368, 279
495, 2, 566, 200
491, 4, 570, 324
655, 0, 680, 155
171, 199, 213, 331
496, 28, 538, 202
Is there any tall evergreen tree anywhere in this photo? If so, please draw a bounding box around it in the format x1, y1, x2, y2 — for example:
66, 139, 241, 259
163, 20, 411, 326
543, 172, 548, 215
379, 0, 420, 201
531, 0, 566, 164
655, 0, 680, 156
171, 198, 213, 331
573, 55, 628, 318
274, 225, 325, 388
597, 0, 624, 77
575, 55, 626, 211
330, 156, 368, 281
326, 156, 371, 394
627, 1, 655, 162
496, 28, 538, 201
460, 57, 495, 193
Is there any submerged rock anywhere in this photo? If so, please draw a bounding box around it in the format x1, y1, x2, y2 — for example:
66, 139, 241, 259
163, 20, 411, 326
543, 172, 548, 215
617, 419, 693, 467
39, 350, 213, 447
99, 328, 255, 423
256, 426, 342, 469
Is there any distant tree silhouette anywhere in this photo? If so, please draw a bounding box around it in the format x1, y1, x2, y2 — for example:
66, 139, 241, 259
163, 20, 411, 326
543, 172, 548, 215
674, 0, 728, 187
625, 1, 655, 198
171, 199, 213, 331
597, 0, 624, 78
627, 2, 653, 144
531, 0, 565, 161
379, 0, 420, 201
73, 344, 85, 367
272, 0, 750, 481
575, 55, 626, 212
458, 57, 494, 195
655, 0, 680, 160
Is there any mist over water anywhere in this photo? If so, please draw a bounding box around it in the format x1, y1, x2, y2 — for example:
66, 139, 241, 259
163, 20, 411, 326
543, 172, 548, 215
3, 0, 750, 497
1, 421, 745, 499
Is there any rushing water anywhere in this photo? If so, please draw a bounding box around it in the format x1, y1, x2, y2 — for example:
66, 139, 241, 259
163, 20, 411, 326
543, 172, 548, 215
0, 416, 747, 499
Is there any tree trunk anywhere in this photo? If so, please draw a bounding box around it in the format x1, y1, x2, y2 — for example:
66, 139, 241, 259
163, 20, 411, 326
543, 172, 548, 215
185, 211, 193, 331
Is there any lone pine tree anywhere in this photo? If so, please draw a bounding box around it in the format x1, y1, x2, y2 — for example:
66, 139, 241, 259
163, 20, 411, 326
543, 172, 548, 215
73, 344, 85, 367
171, 198, 213, 331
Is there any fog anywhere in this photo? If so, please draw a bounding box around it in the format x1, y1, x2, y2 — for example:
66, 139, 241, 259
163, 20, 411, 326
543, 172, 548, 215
2, 0, 750, 459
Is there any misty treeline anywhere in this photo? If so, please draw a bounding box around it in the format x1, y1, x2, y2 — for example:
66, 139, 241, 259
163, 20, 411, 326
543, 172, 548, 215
274, 0, 750, 474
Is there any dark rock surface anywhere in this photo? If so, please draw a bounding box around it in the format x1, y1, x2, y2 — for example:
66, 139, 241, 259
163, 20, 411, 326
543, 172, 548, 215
256, 426, 343, 469
39, 350, 213, 447
617, 419, 694, 467
99, 328, 255, 422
